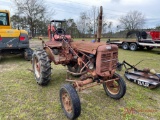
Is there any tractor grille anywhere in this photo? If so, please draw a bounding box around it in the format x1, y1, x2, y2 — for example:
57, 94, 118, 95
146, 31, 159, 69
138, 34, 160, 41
100, 52, 118, 72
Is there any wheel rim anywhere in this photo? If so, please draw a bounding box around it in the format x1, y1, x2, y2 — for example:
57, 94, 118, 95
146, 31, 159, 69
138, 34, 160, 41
62, 91, 72, 113
106, 80, 120, 95
130, 45, 135, 50
34, 57, 40, 78
123, 44, 128, 49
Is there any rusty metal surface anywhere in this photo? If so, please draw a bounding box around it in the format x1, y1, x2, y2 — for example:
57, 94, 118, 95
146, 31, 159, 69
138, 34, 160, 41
61, 91, 72, 113
66, 77, 120, 92
45, 40, 62, 48
70, 41, 105, 54
52, 35, 71, 41
44, 46, 72, 65
96, 44, 118, 77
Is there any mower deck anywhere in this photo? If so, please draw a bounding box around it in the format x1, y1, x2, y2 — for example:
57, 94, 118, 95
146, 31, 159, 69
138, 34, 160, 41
120, 61, 160, 89
125, 70, 160, 88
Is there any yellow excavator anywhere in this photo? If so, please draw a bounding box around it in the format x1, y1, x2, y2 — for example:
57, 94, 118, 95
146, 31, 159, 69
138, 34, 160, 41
0, 10, 32, 61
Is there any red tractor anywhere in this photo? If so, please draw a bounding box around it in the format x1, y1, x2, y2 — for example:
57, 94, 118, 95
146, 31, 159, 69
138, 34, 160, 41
32, 6, 126, 120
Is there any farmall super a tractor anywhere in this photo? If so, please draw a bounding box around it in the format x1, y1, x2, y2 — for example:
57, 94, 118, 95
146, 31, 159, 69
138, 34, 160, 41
32, 6, 126, 120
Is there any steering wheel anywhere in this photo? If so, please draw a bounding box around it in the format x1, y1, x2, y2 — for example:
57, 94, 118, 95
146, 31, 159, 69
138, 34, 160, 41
53, 28, 66, 40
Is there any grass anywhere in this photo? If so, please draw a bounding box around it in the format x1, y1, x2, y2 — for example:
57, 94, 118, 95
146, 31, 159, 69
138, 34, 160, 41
0, 39, 160, 120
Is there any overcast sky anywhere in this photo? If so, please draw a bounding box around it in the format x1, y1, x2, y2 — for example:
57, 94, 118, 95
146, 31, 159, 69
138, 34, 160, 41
0, 0, 160, 29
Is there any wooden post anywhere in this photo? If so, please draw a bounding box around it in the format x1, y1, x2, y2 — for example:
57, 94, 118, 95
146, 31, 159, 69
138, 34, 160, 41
97, 6, 103, 42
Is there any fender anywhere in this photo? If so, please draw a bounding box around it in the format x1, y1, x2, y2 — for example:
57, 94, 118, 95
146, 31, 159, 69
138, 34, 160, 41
44, 46, 58, 65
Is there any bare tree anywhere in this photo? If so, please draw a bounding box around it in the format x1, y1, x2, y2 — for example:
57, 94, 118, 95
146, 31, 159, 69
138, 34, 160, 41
102, 14, 109, 34
84, 11, 93, 37
91, 6, 98, 34
14, 0, 54, 37
76, 12, 88, 38
108, 21, 113, 32
77, 7, 112, 38
119, 10, 145, 31
86, 18, 93, 37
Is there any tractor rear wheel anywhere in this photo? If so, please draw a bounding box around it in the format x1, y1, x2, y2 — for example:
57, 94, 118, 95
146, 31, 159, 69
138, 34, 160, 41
103, 73, 126, 99
32, 49, 51, 85
24, 48, 33, 61
60, 84, 81, 120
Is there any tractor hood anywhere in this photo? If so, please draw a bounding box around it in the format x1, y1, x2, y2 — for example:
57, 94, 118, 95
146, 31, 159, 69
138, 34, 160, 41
70, 41, 106, 55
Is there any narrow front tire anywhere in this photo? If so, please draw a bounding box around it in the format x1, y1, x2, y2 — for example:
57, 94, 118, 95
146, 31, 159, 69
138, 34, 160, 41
103, 73, 126, 99
60, 84, 81, 120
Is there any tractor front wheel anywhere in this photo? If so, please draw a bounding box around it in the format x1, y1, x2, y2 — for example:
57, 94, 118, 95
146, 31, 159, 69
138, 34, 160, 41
103, 73, 126, 99
60, 84, 81, 120
32, 49, 51, 85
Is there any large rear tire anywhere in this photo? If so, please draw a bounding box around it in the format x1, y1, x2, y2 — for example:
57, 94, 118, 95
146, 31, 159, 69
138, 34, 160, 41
32, 49, 51, 85
103, 73, 126, 99
60, 84, 81, 120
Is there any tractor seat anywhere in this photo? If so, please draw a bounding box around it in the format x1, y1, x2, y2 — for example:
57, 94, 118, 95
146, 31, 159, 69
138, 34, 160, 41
56, 28, 64, 35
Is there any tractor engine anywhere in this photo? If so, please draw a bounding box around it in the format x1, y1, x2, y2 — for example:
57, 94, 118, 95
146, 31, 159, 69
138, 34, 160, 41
69, 41, 118, 79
